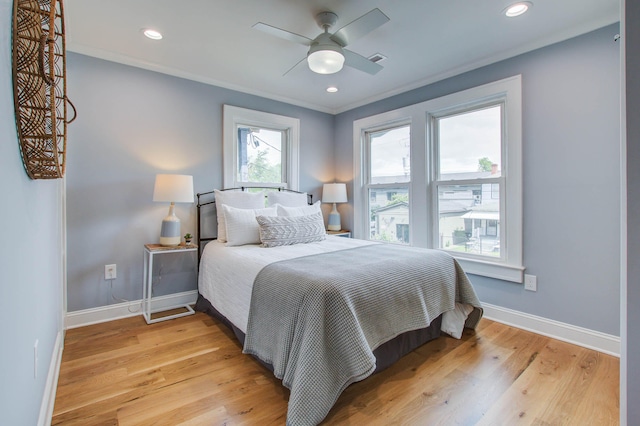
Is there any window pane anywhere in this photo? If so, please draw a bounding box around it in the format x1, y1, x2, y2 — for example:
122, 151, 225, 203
369, 188, 409, 244
438, 105, 502, 179
437, 183, 500, 257
369, 126, 410, 184
237, 127, 284, 183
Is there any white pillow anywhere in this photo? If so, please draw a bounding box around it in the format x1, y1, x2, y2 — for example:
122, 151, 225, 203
223, 205, 277, 247
276, 200, 322, 217
266, 191, 308, 207
214, 190, 265, 242
256, 212, 326, 247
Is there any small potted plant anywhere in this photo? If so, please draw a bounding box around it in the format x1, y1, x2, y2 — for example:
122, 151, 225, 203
184, 233, 193, 245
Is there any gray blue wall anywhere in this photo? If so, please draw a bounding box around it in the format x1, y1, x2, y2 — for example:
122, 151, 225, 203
0, 5, 630, 423
65, 53, 335, 311
625, 0, 639, 422
0, 0, 65, 423
335, 25, 621, 336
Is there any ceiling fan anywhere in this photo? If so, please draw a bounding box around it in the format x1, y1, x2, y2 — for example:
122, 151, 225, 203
253, 8, 390, 76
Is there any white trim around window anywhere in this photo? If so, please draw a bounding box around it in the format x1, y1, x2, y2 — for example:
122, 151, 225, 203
223, 105, 300, 190
353, 75, 524, 283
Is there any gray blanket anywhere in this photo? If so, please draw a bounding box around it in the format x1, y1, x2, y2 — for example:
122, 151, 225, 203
243, 244, 482, 426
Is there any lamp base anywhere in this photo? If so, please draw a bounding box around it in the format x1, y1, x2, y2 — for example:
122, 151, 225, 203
327, 203, 341, 231
159, 234, 180, 246
160, 204, 181, 246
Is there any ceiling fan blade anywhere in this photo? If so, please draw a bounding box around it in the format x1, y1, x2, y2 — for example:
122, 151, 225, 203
282, 57, 307, 76
252, 22, 312, 46
343, 49, 383, 75
331, 8, 389, 47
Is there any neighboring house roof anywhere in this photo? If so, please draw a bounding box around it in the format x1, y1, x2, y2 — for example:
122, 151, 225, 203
440, 170, 501, 180
461, 201, 500, 220
369, 176, 411, 184
373, 201, 408, 214
374, 199, 475, 215
439, 199, 474, 214
373, 171, 501, 184
461, 211, 500, 220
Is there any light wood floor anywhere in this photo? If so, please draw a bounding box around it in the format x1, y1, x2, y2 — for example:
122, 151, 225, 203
52, 312, 619, 425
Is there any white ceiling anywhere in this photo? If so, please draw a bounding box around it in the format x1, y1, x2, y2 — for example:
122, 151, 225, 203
65, 0, 619, 114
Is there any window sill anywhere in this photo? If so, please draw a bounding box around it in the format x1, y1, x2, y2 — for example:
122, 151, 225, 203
453, 256, 524, 283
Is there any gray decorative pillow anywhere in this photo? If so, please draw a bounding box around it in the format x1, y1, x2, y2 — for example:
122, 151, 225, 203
256, 212, 326, 247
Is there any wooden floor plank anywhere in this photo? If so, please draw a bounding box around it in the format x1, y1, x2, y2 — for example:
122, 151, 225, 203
457, 332, 550, 424
55, 368, 167, 416
52, 312, 619, 425
535, 348, 602, 424
352, 328, 509, 423
571, 351, 620, 425
116, 375, 221, 425
476, 339, 593, 425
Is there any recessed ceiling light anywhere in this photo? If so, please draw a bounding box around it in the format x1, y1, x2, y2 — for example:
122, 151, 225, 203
504, 2, 532, 17
326, 86, 339, 93
143, 29, 163, 40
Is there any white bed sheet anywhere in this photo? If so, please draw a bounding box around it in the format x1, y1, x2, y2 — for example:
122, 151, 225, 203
198, 236, 376, 333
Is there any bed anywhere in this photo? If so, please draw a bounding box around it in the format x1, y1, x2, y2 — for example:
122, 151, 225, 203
195, 188, 483, 426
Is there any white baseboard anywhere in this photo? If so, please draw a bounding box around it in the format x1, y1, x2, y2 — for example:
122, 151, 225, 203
65, 290, 198, 329
38, 330, 64, 426
64, 293, 619, 354
481, 302, 620, 357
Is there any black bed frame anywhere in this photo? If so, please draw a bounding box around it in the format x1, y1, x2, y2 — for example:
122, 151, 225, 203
195, 186, 312, 258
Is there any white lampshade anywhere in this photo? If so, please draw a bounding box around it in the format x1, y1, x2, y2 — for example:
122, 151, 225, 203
153, 174, 194, 203
153, 174, 194, 246
322, 183, 347, 231
322, 183, 348, 203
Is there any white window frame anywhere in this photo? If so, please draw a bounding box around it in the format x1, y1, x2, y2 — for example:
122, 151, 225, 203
363, 121, 412, 244
223, 105, 300, 190
354, 76, 524, 283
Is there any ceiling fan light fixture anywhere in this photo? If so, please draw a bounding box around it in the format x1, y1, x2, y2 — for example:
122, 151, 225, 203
307, 33, 345, 74
308, 45, 344, 74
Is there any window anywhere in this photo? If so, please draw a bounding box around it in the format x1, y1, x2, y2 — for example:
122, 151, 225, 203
396, 224, 410, 243
354, 76, 523, 282
223, 105, 299, 189
434, 104, 503, 259
365, 125, 411, 244
236, 127, 285, 184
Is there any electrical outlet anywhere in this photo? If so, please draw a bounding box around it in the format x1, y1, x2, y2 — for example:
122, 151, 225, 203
105, 264, 117, 280
524, 274, 537, 292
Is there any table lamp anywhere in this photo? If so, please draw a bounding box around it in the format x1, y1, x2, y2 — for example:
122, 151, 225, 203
153, 174, 194, 246
322, 183, 348, 231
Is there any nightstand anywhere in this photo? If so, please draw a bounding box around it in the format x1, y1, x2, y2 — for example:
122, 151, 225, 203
327, 230, 351, 238
143, 243, 198, 324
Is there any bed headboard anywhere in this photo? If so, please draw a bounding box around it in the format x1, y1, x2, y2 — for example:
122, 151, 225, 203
196, 187, 312, 257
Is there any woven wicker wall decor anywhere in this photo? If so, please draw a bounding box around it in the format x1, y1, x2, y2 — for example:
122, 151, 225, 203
12, 0, 76, 180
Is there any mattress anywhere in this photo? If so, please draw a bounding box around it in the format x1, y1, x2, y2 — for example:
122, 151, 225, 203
198, 235, 376, 333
